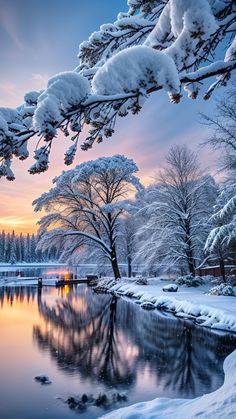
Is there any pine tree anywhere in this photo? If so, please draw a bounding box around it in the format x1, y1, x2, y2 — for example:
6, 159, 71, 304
9, 231, 17, 264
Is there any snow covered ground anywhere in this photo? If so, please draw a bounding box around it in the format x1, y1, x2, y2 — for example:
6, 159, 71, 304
96, 277, 236, 333
102, 348, 236, 419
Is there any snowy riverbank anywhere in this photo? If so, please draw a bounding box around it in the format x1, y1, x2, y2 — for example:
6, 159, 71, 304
102, 348, 236, 419
95, 277, 236, 333
98, 277, 236, 419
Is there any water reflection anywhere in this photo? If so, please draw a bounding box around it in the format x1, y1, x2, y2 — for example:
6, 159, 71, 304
1, 284, 235, 405
0, 286, 37, 306
35, 292, 136, 388
30, 285, 236, 399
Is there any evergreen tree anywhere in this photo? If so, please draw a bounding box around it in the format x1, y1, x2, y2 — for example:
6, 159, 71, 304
9, 231, 17, 264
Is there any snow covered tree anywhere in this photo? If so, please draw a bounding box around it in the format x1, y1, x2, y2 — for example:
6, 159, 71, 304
33, 155, 142, 279
0, 0, 235, 180
0, 230, 58, 263
3, 233, 11, 263
136, 145, 217, 275
204, 183, 236, 281
204, 86, 236, 274
0, 231, 6, 262
9, 231, 17, 264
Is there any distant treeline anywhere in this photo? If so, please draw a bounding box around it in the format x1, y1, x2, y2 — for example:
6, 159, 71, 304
0, 231, 59, 263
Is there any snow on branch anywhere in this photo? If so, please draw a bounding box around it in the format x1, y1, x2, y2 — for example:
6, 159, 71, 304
0, 0, 235, 179
34, 154, 141, 277
62, 230, 112, 255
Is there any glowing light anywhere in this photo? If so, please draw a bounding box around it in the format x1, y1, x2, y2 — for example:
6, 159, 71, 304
64, 272, 70, 280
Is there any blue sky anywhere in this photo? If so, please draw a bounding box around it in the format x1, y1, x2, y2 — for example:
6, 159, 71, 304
0, 0, 219, 232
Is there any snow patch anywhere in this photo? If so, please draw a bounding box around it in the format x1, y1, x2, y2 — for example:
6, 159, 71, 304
102, 348, 236, 418
92, 45, 180, 97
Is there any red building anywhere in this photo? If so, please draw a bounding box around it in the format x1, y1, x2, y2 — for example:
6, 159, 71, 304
195, 265, 236, 277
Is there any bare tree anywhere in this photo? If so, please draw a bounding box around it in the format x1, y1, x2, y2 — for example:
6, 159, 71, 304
136, 145, 217, 275
33, 155, 142, 279
0, 1, 235, 179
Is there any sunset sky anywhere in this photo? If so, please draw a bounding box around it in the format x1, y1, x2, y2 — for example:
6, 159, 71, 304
0, 0, 219, 234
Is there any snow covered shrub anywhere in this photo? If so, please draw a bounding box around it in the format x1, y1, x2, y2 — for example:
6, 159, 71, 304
135, 276, 148, 285
226, 275, 236, 287
176, 274, 203, 287
208, 284, 235, 296
211, 275, 236, 287
162, 284, 178, 292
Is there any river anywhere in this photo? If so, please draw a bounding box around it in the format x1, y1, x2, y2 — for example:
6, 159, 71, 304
0, 267, 235, 418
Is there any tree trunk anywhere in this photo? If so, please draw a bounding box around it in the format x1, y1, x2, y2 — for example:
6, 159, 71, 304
186, 239, 195, 276
110, 244, 121, 279
127, 255, 132, 277
185, 224, 195, 276
188, 259, 195, 276
219, 256, 226, 282
111, 257, 121, 279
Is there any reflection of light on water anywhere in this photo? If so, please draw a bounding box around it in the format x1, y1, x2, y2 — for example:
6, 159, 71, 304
45, 270, 72, 280
126, 344, 139, 358
45, 270, 69, 275
64, 285, 70, 295
45, 271, 61, 276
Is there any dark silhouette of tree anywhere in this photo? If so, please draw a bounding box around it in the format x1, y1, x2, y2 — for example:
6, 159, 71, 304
33, 286, 236, 397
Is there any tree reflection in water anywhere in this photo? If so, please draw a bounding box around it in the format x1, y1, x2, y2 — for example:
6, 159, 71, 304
1, 286, 234, 398
0, 286, 37, 307
34, 289, 137, 388
31, 285, 236, 399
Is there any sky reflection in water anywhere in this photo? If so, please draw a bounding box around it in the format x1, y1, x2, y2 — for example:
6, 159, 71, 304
0, 284, 236, 419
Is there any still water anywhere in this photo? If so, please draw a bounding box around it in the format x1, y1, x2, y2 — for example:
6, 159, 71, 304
0, 281, 236, 418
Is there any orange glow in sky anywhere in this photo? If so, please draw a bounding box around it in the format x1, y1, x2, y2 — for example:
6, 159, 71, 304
0, 1, 218, 235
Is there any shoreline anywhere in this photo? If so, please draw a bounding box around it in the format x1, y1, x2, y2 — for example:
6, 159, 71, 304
94, 278, 236, 334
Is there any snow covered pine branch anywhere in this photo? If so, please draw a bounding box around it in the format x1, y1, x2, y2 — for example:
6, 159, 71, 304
0, 0, 235, 179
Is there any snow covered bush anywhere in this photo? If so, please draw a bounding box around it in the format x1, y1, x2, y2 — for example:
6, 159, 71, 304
135, 276, 148, 285
208, 283, 235, 296
176, 274, 204, 287
226, 275, 236, 287
162, 283, 178, 292
0, 0, 235, 179
211, 275, 236, 287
